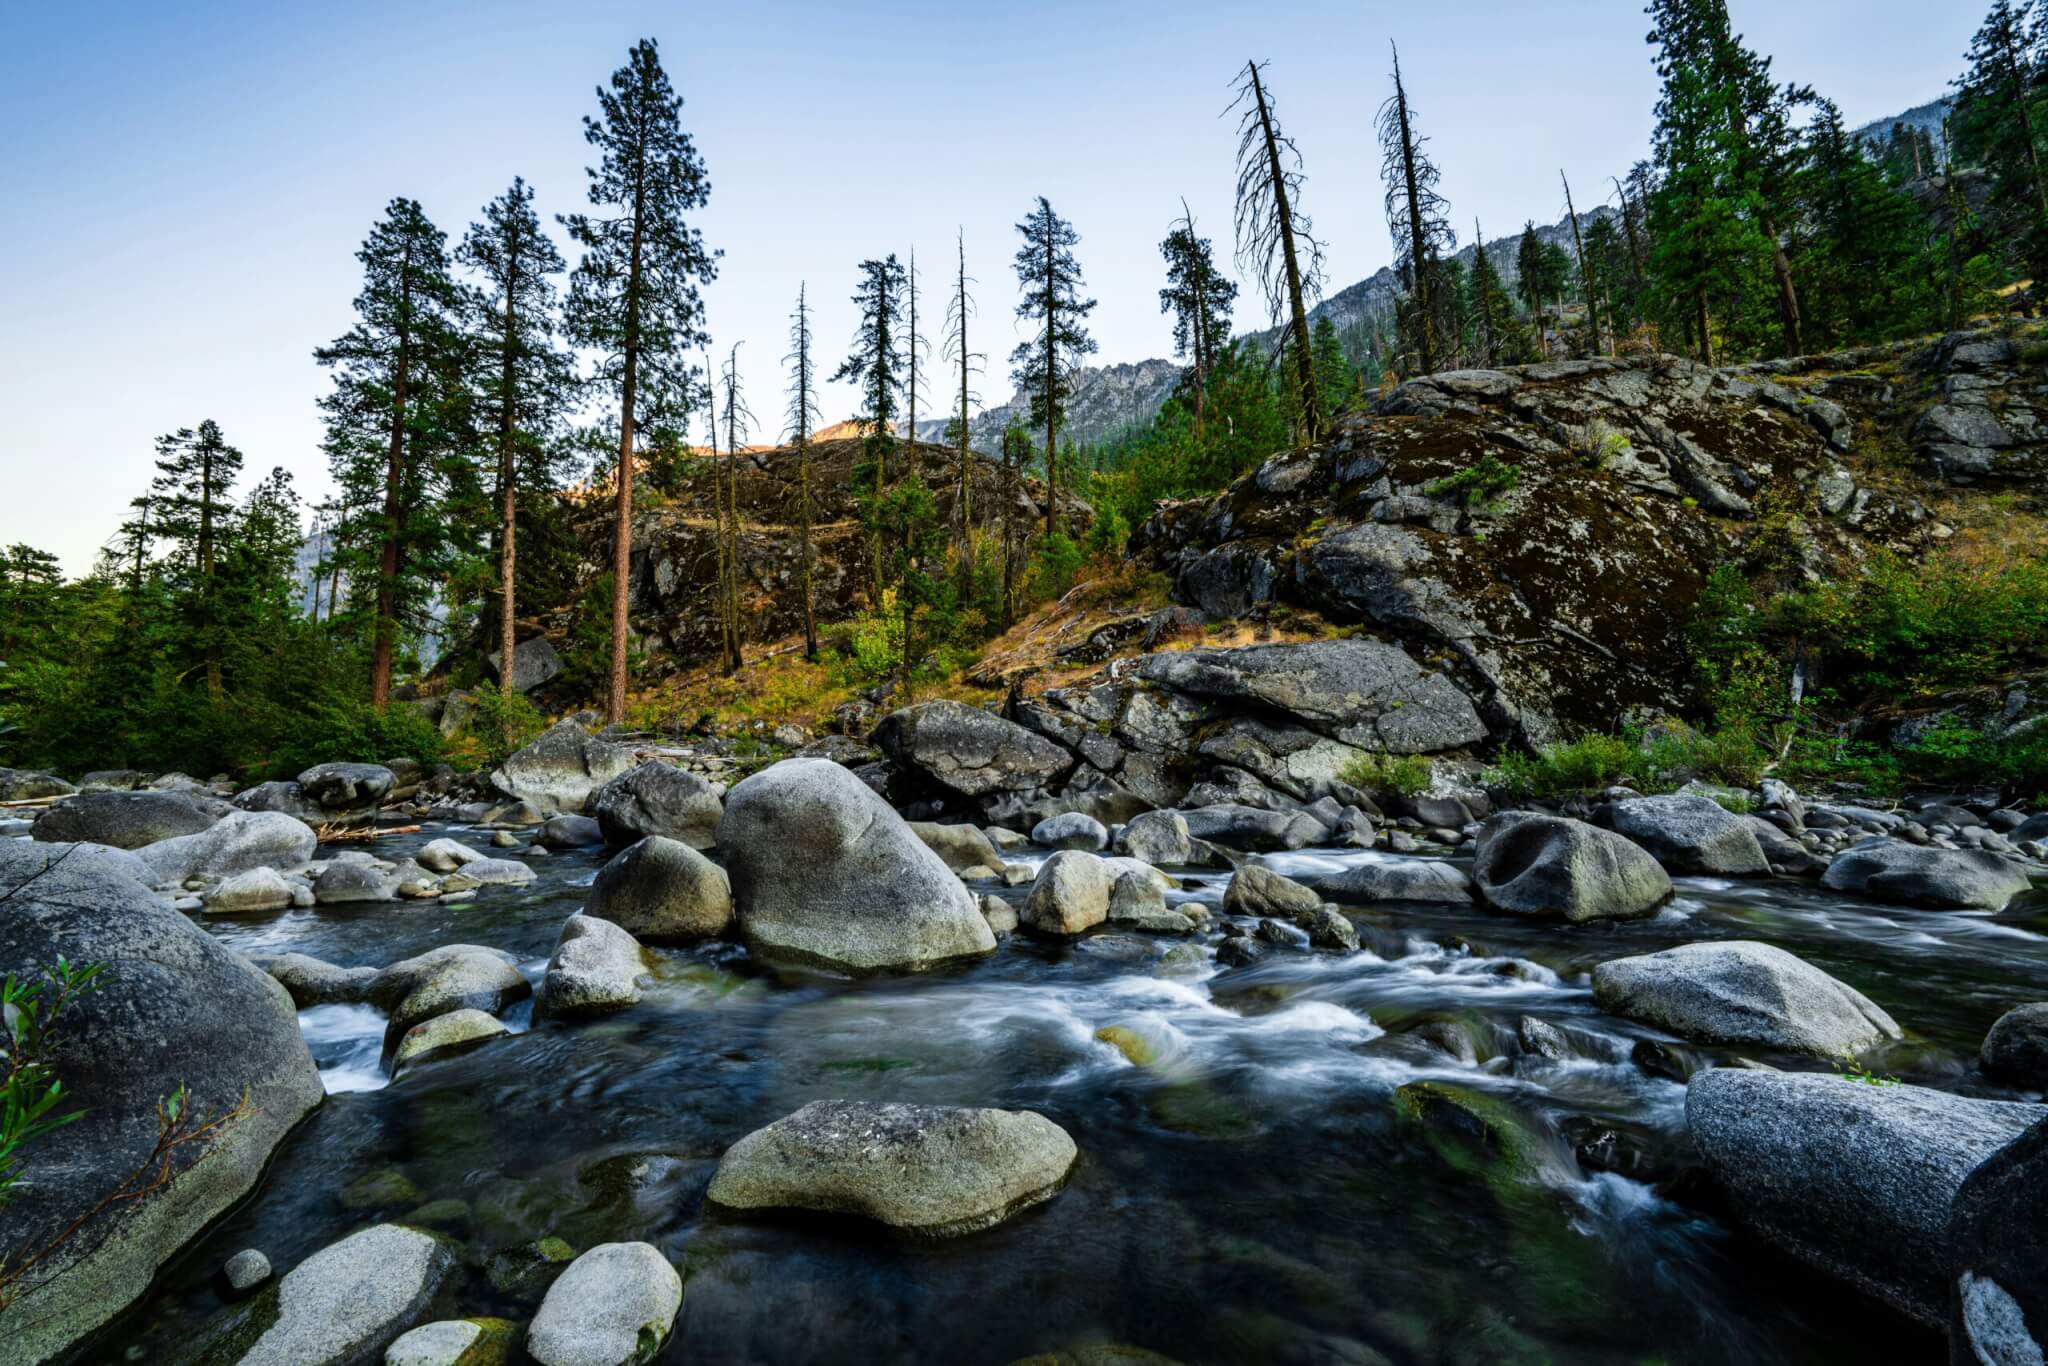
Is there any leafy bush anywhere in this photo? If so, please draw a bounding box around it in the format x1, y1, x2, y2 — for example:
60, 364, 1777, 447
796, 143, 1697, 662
456, 682, 547, 768
268, 693, 444, 777
1423, 455, 1522, 510
1027, 532, 1087, 603
1489, 732, 1637, 797
1338, 751, 1434, 797
1489, 723, 1774, 799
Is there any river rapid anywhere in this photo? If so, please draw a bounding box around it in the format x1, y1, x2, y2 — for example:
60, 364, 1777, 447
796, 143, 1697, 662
109, 825, 2048, 1364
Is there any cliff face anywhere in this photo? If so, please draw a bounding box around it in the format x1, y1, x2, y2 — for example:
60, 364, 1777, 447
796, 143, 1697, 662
1133, 330, 2048, 746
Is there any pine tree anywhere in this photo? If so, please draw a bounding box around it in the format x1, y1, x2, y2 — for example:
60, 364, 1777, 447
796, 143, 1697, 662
1230, 61, 1325, 439
1309, 316, 1355, 417
562, 38, 718, 723
1954, 0, 2048, 281
315, 197, 469, 707
145, 420, 244, 698
784, 284, 822, 660
459, 176, 575, 691
1158, 201, 1237, 431
1792, 98, 1936, 345
1469, 219, 1520, 364
1009, 197, 1097, 535
1379, 44, 1455, 376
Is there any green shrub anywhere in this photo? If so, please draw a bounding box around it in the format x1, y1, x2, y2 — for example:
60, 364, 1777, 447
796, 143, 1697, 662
1423, 455, 1521, 510
1338, 751, 1434, 797
1489, 732, 1637, 798
459, 682, 547, 768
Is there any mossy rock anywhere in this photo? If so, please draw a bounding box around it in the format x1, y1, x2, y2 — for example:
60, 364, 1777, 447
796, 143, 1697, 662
484, 1236, 577, 1298
340, 1168, 424, 1210
404, 1197, 474, 1231
1095, 1024, 1163, 1066
1391, 1081, 1540, 1182
1149, 1080, 1254, 1138
1009, 1346, 1186, 1366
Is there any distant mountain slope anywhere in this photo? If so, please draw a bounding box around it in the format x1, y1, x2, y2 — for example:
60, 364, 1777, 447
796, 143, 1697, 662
1852, 96, 1952, 158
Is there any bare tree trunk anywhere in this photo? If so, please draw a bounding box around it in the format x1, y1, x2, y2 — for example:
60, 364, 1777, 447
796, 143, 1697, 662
1561, 172, 1600, 357
956, 233, 972, 575
1250, 63, 1322, 436
608, 165, 648, 726
1392, 69, 1435, 376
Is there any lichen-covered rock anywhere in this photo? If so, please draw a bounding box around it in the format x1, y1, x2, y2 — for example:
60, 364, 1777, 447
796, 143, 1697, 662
706, 1099, 1077, 1237
537, 813, 606, 849
591, 761, 724, 850
1686, 1070, 2045, 1329
370, 944, 530, 1037
585, 835, 732, 943
873, 699, 1075, 799
1032, 811, 1109, 851
296, 761, 396, 815
1593, 941, 1900, 1057
384, 1316, 519, 1366
1115, 809, 1191, 866
312, 857, 402, 904
539, 914, 648, 1017
718, 758, 995, 972
136, 809, 317, 884
1305, 858, 1473, 905
1472, 812, 1672, 922
31, 788, 225, 849
489, 634, 564, 692
391, 1008, 510, 1076
0, 844, 323, 1363
1601, 794, 1769, 875
203, 865, 298, 914
1021, 849, 1111, 936
1179, 804, 1323, 851
0, 766, 75, 800
526, 1242, 682, 1366
1822, 838, 2034, 911
491, 719, 637, 813
248, 952, 377, 1007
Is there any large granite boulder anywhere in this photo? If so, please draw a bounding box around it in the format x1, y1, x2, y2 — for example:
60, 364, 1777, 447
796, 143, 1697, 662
1592, 941, 1900, 1057
1115, 809, 1191, 866
296, 762, 397, 816
873, 699, 1074, 799
1135, 638, 1486, 752
718, 758, 996, 972
1687, 1069, 2046, 1328
591, 761, 724, 850
31, 789, 225, 849
488, 635, 564, 693
1949, 1116, 2048, 1363
491, 719, 637, 813
1822, 838, 2034, 911
1601, 794, 1769, 875
0, 767, 74, 800
0, 843, 324, 1363
539, 914, 649, 1017
1472, 812, 1672, 922
135, 810, 317, 885
526, 1242, 682, 1366
1179, 804, 1323, 852
585, 835, 733, 943
706, 1099, 1078, 1237
1021, 850, 1112, 936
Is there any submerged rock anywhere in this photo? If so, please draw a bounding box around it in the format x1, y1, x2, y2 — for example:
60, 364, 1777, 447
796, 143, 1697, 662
31, 788, 224, 848
391, 1008, 510, 1075
1471, 812, 1672, 922
910, 820, 1005, 873
136, 809, 317, 884
540, 914, 648, 1016
492, 719, 637, 813
249, 952, 377, 1007
1601, 794, 1768, 875
0, 843, 324, 1363
719, 758, 994, 972
706, 1099, 1078, 1237
585, 835, 733, 942
537, 813, 605, 849
1687, 1070, 2045, 1328
1592, 941, 1900, 1057
1021, 849, 1112, 936
591, 761, 724, 850
1821, 838, 2034, 911
1949, 1116, 2048, 1363
526, 1242, 682, 1366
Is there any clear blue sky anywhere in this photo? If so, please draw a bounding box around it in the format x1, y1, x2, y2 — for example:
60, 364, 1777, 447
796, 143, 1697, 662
0, 0, 1979, 575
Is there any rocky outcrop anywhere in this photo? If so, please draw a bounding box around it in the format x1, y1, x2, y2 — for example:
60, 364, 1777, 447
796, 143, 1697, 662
491, 719, 637, 813
591, 761, 724, 850
718, 758, 995, 972
1592, 941, 1900, 1057
1472, 812, 1673, 922
873, 699, 1074, 801
1687, 1070, 2046, 1328
1822, 839, 2034, 911
31, 788, 226, 848
584, 835, 733, 942
135, 810, 317, 884
0, 767, 74, 800
706, 1099, 1077, 1237
0, 842, 324, 1363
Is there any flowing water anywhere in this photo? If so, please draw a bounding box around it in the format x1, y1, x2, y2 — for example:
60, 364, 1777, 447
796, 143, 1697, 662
110, 827, 2048, 1364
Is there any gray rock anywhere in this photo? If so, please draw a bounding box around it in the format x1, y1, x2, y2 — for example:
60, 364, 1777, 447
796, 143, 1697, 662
1179, 803, 1323, 851
1115, 809, 1191, 866
2013, 811, 2048, 844
1306, 858, 1474, 904
1472, 812, 1672, 922
385, 1317, 518, 1366
1602, 794, 1768, 875
1687, 1069, 2045, 1328
1983, 1003, 2048, 1086
1822, 838, 2034, 911
591, 761, 724, 850
1744, 815, 1830, 876
1033, 811, 1109, 851
78, 768, 154, 791
872, 699, 1075, 799
1195, 719, 1375, 803
0, 843, 323, 1362
1297, 903, 1361, 951
203, 865, 297, 914
297, 761, 396, 814
183, 1222, 459, 1365
31, 789, 224, 848
489, 635, 564, 692
233, 779, 314, 819
585, 835, 732, 943
1593, 941, 1900, 1057
250, 952, 377, 1007
526, 1242, 682, 1366
537, 813, 605, 849
1105, 871, 1193, 932
223, 1248, 271, 1293
312, 858, 401, 904
0, 767, 74, 800
1949, 1115, 2048, 1362
1136, 637, 1486, 752
1022, 849, 1112, 935
540, 914, 648, 1017
491, 719, 637, 813
718, 759, 995, 972
443, 856, 535, 888
391, 1007, 510, 1075
979, 893, 1019, 936
910, 821, 1004, 873
1221, 863, 1321, 918
137, 809, 317, 885
414, 837, 484, 873
370, 944, 531, 1037
706, 1099, 1077, 1237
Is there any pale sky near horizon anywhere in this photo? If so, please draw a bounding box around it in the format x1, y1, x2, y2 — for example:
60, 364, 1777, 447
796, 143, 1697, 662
1, 0, 1981, 576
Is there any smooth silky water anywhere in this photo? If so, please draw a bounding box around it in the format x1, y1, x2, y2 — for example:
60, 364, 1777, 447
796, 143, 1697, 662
113, 828, 2048, 1364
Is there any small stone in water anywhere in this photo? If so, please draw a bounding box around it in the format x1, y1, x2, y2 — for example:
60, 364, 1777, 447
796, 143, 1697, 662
491, 830, 519, 848
222, 1248, 270, 1293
